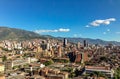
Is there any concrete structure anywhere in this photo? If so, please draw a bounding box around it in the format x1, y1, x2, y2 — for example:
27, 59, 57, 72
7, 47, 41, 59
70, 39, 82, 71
5, 58, 29, 69
0, 74, 5, 79
63, 38, 67, 47
75, 52, 89, 63
58, 46, 62, 57
77, 42, 81, 49
11, 58, 29, 67
6, 75, 25, 79
85, 66, 114, 78
0, 64, 4, 73
47, 74, 64, 79
28, 57, 38, 63
29, 75, 45, 79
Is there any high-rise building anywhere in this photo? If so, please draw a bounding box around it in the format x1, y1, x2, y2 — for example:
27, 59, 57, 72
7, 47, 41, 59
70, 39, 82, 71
41, 41, 47, 50
81, 51, 89, 64
77, 42, 81, 49
63, 38, 67, 47
58, 46, 62, 57
75, 53, 82, 63
47, 39, 50, 50
83, 40, 88, 47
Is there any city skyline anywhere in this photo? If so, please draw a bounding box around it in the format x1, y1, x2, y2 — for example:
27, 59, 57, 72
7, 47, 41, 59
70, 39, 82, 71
0, 0, 120, 41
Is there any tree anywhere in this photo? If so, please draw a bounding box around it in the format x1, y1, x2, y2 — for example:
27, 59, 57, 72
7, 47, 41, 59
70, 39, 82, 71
2, 55, 7, 62
90, 71, 107, 78
43, 60, 54, 66
100, 56, 108, 62
114, 68, 120, 79
69, 72, 75, 78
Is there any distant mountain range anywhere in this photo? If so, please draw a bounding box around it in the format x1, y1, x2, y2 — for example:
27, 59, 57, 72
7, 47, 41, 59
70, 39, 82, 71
0, 26, 120, 45
57, 37, 120, 45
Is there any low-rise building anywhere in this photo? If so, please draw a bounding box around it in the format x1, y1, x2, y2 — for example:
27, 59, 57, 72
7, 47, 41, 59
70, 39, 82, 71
0, 74, 5, 79
85, 66, 114, 78
29, 75, 45, 79
0, 64, 4, 73
47, 74, 64, 79
6, 75, 25, 79
11, 58, 29, 67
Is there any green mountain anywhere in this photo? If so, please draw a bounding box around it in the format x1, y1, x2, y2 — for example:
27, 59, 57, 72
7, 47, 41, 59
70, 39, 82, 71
0, 26, 45, 40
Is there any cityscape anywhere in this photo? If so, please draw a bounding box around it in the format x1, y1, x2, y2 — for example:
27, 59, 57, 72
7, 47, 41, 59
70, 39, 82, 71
0, 0, 120, 79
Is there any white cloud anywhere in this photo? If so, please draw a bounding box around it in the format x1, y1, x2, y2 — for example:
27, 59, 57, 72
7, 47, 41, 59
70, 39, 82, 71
107, 29, 110, 32
106, 18, 116, 21
90, 18, 116, 26
59, 28, 70, 32
103, 32, 107, 34
85, 25, 90, 27
34, 30, 58, 33
34, 28, 70, 33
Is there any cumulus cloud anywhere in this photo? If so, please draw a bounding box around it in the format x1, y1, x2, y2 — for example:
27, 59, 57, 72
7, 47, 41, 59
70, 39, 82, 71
90, 18, 116, 26
34, 28, 70, 33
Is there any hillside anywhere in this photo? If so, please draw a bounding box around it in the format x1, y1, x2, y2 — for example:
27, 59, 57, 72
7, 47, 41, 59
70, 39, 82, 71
0, 26, 45, 40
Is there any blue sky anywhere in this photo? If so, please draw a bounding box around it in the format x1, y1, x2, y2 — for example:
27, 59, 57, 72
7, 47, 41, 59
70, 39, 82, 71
0, 0, 120, 41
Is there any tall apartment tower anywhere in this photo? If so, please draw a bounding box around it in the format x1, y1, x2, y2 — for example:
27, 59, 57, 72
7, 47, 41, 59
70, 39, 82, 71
41, 40, 47, 50
47, 38, 50, 50
83, 40, 87, 47
63, 38, 67, 47
58, 46, 62, 57
77, 42, 81, 49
